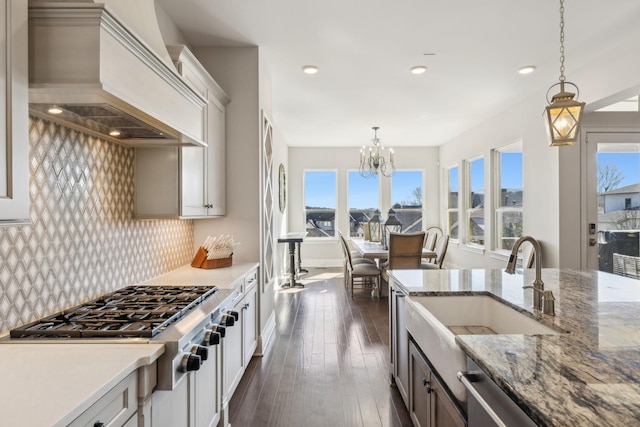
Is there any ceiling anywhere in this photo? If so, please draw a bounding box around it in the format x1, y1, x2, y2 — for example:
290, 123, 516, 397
157, 0, 640, 148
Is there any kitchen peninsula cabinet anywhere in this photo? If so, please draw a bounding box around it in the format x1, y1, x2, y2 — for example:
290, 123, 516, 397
0, 0, 29, 225
390, 278, 410, 406
409, 341, 466, 427
135, 45, 229, 219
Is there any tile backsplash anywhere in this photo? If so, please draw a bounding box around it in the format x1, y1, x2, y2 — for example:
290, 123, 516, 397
0, 117, 194, 335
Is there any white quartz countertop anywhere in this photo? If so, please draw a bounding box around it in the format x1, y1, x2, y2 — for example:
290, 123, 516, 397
0, 343, 164, 427
140, 262, 259, 290
389, 268, 640, 427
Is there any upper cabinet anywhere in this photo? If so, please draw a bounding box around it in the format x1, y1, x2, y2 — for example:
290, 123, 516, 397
135, 46, 230, 219
0, 0, 29, 225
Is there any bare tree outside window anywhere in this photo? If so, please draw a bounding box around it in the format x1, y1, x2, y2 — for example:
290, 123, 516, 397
598, 163, 625, 193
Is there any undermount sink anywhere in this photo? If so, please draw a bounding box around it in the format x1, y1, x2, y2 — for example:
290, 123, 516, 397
405, 295, 560, 402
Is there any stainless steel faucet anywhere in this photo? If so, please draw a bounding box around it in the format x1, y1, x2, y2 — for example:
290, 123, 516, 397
505, 236, 555, 315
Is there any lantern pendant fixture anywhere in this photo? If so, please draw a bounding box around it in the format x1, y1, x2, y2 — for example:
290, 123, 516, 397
382, 208, 403, 250
368, 210, 382, 243
544, 0, 585, 147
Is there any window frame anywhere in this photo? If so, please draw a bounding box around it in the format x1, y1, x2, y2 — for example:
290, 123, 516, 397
391, 169, 424, 234
303, 169, 338, 239
493, 141, 524, 253
465, 155, 485, 248
445, 164, 460, 242
347, 170, 381, 238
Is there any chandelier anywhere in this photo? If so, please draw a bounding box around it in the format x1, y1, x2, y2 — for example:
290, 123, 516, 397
359, 127, 395, 178
543, 0, 585, 146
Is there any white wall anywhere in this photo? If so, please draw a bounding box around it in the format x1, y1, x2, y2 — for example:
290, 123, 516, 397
288, 146, 439, 266
191, 47, 261, 263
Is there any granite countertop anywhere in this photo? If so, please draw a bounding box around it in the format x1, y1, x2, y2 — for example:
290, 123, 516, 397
0, 343, 164, 427
389, 268, 640, 427
140, 261, 259, 290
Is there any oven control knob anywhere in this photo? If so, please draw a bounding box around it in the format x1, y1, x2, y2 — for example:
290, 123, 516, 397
192, 345, 208, 361
226, 310, 240, 322
203, 329, 221, 345
221, 314, 235, 327
211, 324, 226, 338
179, 353, 201, 372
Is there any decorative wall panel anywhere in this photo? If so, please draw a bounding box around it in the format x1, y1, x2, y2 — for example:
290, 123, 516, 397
0, 117, 193, 335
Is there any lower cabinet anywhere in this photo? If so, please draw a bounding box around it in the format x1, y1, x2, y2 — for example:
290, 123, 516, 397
409, 340, 466, 427
242, 274, 258, 367
390, 280, 409, 406
69, 370, 139, 427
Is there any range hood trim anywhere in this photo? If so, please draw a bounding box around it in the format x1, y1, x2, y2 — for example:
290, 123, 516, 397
28, 2, 208, 147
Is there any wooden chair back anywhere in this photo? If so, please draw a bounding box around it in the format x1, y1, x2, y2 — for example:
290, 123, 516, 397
388, 232, 426, 270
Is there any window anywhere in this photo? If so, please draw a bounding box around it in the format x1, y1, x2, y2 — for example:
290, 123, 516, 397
348, 171, 379, 237
446, 166, 459, 240
391, 171, 423, 233
495, 143, 523, 251
466, 157, 485, 246
304, 171, 336, 237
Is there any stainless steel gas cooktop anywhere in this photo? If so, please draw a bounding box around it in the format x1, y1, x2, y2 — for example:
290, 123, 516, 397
10, 285, 218, 339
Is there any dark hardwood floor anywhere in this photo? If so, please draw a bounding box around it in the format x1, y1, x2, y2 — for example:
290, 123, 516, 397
228, 268, 413, 427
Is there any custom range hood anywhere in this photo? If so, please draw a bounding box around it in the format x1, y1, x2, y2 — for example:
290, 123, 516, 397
28, 0, 207, 147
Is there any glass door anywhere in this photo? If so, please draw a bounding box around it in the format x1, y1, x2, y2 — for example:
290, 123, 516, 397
586, 132, 640, 277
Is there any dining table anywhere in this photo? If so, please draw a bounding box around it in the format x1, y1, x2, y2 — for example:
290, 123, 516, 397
350, 238, 436, 262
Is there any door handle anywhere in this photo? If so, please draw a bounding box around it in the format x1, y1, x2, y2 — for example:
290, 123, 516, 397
589, 238, 597, 246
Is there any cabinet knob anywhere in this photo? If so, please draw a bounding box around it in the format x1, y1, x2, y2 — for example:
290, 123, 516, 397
422, 378, 432, 393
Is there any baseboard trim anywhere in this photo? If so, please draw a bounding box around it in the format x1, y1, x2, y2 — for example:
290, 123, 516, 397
255, 310, 276, 356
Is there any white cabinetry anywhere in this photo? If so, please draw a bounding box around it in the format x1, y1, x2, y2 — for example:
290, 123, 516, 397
135, 45, 229, 219
68, 366, 153, 427
242, 272, 258, 367
220, 267, 259, 427
0, 0, 29, 225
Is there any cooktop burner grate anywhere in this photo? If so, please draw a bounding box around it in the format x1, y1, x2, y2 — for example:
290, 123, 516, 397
10, 285, 218, 339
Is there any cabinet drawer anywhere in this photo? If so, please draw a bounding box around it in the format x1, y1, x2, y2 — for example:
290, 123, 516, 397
69, 371, 138, 427
244, 269, 258, 291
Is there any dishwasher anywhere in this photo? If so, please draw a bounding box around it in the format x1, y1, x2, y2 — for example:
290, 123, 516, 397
458, 358, 537, 427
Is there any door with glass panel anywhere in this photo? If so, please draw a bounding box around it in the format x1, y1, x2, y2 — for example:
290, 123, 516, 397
586, 132, 640, 275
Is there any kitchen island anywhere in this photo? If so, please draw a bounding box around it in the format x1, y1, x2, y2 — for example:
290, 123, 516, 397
389, 268, 640, 427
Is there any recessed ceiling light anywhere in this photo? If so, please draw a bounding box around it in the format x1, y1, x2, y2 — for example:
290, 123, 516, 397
518, 65, 536, 75
410, 66, 427, 75
48, 106, 63, 114
302, 65, 318, 74
109, 130, 121, 137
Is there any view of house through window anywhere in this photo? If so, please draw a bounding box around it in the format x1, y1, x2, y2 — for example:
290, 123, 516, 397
466, 157, 485, 246
495, 143, 523, 251
446, 166, 459, 240
596, 144, 640, 274
304, 171, 336, 237
348, 171, 379, 237
392, 171, 423, 233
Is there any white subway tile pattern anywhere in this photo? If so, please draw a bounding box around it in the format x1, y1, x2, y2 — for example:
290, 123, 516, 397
0, 117, 194, 335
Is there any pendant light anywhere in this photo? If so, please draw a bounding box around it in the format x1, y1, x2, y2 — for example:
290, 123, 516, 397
543, 0, 585, 146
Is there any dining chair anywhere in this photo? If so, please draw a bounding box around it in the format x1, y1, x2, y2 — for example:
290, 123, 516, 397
423, 226, 443, 250
381, 231, 426, 282
343, 240, 382, 298
421, 233, 449, 269
338, 231, 376, 289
